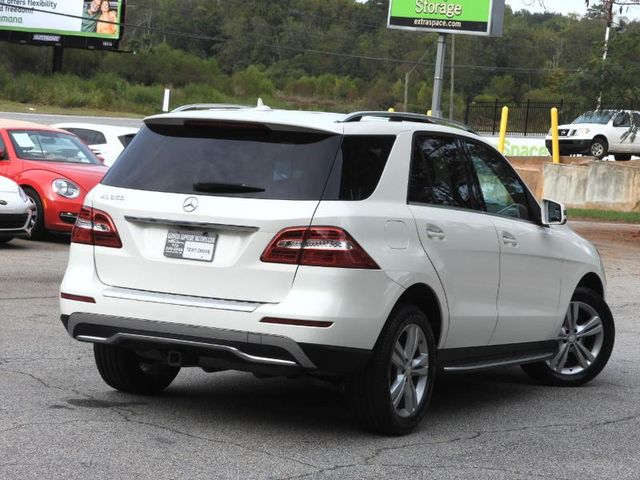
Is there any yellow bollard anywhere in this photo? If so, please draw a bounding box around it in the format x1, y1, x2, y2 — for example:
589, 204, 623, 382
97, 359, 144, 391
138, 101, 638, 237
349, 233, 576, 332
551, 107, 560, 164
497, 106, 509, 154
388, 107, 395, 113
427, 110, 432, 116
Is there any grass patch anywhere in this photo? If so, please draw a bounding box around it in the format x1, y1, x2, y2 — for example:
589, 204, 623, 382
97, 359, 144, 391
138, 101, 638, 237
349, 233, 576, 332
568, 208, 640, 224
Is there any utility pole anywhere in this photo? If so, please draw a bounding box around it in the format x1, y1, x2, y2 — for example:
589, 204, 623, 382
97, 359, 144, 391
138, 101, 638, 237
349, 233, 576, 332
596, 0, 615, 110
449, 35, 455, 120
431, 33, 447, 118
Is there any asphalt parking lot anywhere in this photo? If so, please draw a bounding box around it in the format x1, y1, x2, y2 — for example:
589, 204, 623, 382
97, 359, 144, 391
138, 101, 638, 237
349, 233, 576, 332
1, 221, 639, 480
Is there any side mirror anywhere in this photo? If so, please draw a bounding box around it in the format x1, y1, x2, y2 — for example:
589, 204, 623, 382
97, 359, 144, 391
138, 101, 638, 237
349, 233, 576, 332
541, 198, 567, 226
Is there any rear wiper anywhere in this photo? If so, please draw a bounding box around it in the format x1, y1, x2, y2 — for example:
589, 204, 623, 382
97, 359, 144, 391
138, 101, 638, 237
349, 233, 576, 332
193, 182, 266, 193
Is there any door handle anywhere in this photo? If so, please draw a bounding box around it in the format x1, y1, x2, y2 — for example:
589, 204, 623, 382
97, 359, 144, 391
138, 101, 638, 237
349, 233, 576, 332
502, 231, 518, 247
425, 224, 446, 240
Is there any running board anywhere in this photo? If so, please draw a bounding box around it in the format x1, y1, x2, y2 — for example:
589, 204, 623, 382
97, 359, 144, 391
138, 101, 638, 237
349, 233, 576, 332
438, 341, 557, 373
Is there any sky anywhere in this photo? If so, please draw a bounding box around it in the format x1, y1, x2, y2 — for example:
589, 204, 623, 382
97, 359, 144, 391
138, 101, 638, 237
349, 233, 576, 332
506, 0, 640, 20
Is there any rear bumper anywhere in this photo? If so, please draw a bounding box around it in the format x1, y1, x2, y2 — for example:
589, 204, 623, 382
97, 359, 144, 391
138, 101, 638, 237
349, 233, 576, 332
61, 312, 371, 375
545, 139, 591, 155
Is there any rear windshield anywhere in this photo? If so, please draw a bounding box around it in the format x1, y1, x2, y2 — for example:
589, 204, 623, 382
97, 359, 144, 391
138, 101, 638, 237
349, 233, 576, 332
102, 123, 395, 201
8, 130, 100, 164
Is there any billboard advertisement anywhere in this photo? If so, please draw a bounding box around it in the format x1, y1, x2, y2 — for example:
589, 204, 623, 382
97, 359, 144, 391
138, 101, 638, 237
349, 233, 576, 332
0, 0, 124, 50
388, 0, 504, 36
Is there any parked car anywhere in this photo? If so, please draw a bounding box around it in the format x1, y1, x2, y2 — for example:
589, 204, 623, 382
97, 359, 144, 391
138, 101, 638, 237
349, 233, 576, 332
0, 175, 34, 243
60, 109, 615, 435
545, 109, 640, 160
52, 123, 139, 167
0, 120, 108, 238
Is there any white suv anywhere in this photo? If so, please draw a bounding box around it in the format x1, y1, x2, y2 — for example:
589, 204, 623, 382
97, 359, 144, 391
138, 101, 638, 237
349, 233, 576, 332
60, 109, 615, 435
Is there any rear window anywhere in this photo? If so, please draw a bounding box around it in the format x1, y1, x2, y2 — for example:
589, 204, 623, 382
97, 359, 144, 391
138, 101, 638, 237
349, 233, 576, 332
103, 123, 395, 201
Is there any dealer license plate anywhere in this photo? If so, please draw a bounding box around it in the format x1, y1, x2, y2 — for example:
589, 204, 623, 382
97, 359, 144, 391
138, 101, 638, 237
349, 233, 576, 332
163, 230, 217, 262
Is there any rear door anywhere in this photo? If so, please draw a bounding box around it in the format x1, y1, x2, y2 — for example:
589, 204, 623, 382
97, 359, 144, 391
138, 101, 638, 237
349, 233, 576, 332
407, 134, 500, 348
94, 121, 343, 304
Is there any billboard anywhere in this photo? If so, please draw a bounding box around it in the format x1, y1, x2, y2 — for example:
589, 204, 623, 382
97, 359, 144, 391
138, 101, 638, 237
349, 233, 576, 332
0, 0, 124, 50
388, 0, 505, 36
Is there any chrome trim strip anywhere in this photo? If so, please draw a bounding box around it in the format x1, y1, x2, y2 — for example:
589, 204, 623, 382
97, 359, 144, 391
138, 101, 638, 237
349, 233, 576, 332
66, 313, 317, 369
76, 335, 108, 343
114, 333, 296, 367
125, 216, 259, 233
102, 286, 264, 313
442, 353, 553, 373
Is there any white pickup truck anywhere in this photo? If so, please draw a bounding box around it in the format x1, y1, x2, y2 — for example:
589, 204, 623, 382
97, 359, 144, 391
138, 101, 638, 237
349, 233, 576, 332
545, 110, 639, 161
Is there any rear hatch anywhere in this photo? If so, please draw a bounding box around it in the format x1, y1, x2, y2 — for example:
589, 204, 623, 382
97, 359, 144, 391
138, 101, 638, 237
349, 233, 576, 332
93, 117, 344, 303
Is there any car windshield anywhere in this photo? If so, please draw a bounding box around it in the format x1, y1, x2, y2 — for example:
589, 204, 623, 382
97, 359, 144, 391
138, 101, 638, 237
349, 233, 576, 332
572, 111, 616, 125
8, 130, 101, 164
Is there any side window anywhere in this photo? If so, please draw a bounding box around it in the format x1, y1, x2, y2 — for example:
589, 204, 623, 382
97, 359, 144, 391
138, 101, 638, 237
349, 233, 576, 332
323, 135, 396, 201
613, 113, 631, 128
465, 141, 531, 221
633, 113, 640, 127
409, 135, 476, 210
0, 134, 6, 160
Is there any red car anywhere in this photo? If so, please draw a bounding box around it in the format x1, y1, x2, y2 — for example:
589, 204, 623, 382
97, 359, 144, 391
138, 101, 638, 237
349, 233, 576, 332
0, 120, 108, 238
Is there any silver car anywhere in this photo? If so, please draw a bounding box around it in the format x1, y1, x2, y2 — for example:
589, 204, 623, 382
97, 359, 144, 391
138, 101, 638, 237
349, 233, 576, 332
0, 175, 34, 244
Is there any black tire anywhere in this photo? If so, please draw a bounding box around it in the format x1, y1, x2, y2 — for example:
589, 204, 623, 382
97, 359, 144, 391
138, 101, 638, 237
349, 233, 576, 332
22, 187, 45, 240
522, 287, 614, 387
94, 343, 180, 394
590, 137, 608, 159
614, 154, 632, 161
346, 304, 436, 435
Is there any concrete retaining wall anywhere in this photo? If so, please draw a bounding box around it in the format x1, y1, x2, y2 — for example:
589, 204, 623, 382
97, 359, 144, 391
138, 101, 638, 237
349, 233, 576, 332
508, 157, 640, 212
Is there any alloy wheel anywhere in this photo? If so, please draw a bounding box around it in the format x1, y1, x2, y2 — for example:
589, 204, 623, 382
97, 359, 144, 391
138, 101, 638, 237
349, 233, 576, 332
389, 323, 430, 418
547, 301, 605, 375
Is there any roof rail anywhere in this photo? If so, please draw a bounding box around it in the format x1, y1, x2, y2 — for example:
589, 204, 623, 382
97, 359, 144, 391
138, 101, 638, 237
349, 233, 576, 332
339, 111, 476, 134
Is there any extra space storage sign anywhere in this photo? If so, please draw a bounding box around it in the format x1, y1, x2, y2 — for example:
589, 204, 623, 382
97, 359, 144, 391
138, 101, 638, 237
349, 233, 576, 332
388, 0, 505, 36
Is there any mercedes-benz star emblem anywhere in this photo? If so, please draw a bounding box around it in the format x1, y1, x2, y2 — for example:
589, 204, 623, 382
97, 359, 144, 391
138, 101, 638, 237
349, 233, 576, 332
183, 196, 198, 213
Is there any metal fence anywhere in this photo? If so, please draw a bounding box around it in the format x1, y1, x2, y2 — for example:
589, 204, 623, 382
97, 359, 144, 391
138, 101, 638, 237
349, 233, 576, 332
464, 100, 587, 136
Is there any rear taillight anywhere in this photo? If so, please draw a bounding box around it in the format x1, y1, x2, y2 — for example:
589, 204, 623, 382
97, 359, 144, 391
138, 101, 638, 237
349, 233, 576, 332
71, 206, 122, 248
261, 227, 379, 269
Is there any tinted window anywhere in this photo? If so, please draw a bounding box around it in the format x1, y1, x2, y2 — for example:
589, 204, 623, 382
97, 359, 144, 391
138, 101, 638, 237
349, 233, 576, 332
323, 136, 395, 201
103, 124, 343, 200
8, 130, 100, 164
466, 141, 531, 220
66, 128, 107, 145
118, 133, 136, 147
409, 135, 476, 209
